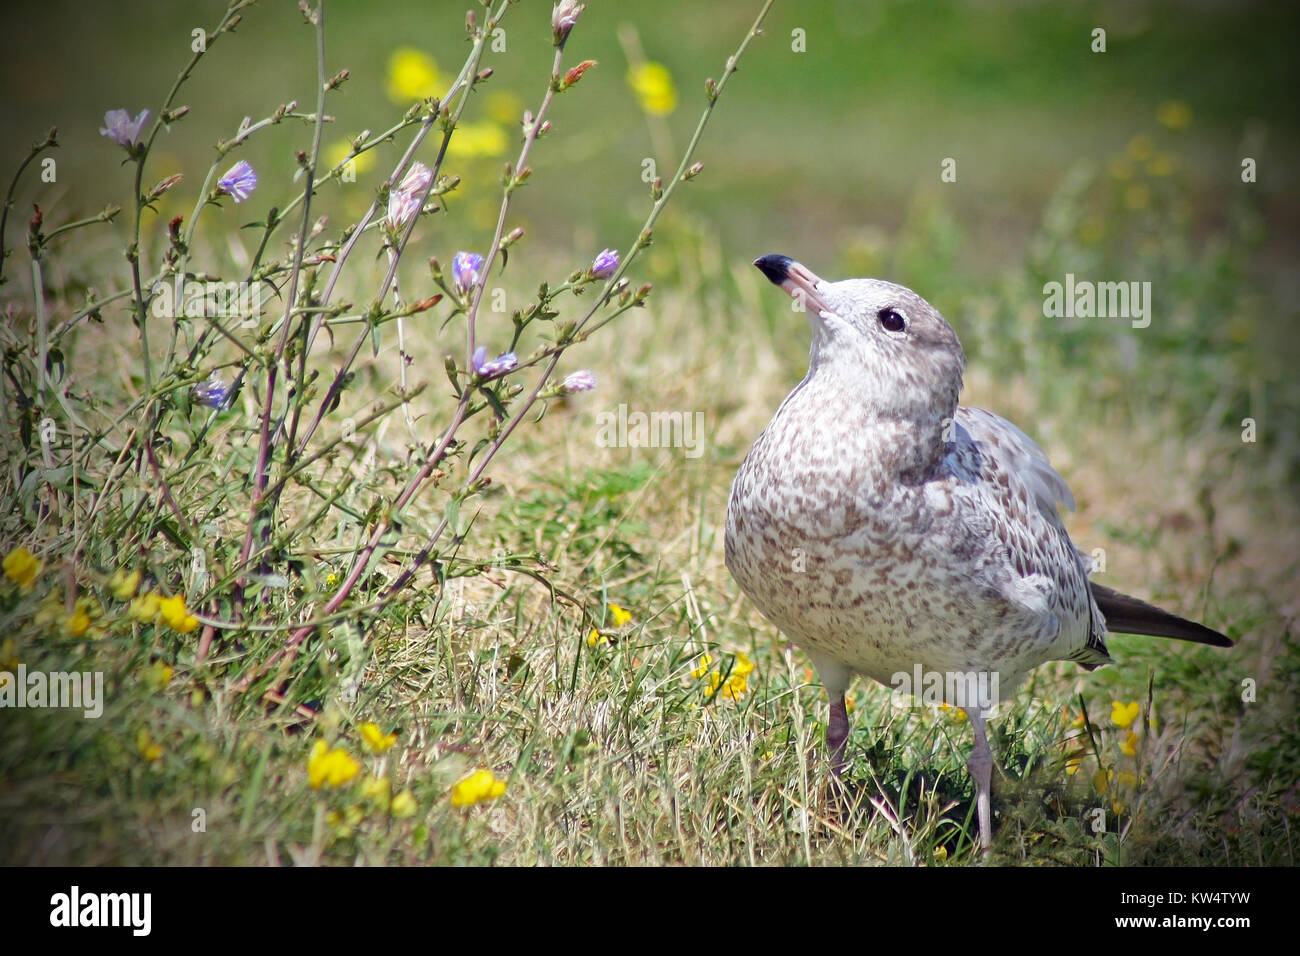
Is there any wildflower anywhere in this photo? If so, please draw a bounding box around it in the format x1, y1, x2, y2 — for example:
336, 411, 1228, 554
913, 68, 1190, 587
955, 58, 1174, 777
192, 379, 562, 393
562, 370, 597, 393
326, 138, 376, 175
1111, 700, 1140, 729
359, 722, 397, 754
157, 594, 199, 633
1146, 153, 1179, 177
1065, 754, 1083, 776
308, 740, 361, 789
1068, 709, 1087, 730
691, 653, 714, 680
62, 608, 91, 638
446, 121, 507, 159
137, 728, 163, 763
587, 630, 608, 647
217, 160, 258, 203
193, 372, 231, 409
471, 345, 517, 379
845, 695, 856, 714
1119, 730, 1139, 757
552, 0, 585, 46
608, 603, 632, 627
590, 247, 619, 278
361, 776, 391, 809
129, 591, 161, 623
391, 789, 418, 818
143, 659, 173, 691
1116, 770, 1139, 788
387, 47, 440, 103
933, 846, 948, 862
452, 251, 483, 293
1156, 100, 1193, 131
108, 568, 141, 601
627, 62, 677, 116
1093, 768, 1114, 796
450, 769, 507, 806
100, 108, 149, 148
3, 546, 41, 589
385, 162, 433, 232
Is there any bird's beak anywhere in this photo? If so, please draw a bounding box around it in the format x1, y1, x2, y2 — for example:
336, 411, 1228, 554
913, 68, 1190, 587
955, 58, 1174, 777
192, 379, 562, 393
754, 254, 828, 314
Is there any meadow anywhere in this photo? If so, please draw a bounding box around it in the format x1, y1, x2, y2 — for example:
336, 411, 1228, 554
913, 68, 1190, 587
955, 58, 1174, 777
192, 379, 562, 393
0, 0, 1296, 866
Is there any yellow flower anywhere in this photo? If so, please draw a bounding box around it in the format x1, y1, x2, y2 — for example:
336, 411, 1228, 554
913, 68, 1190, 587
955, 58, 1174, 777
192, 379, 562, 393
627, 62, 677, 116
446, 121, 507, 158
1093, 768, 1114, 796
359, 721, 397, 754
939, 702, 968, 723
732, 651, 754, 677
933, 845, 948, 862
129, 591, 161, 622
3, 547, 41, 589
691, 653, 714, 680
1119, 730, 1139, 757
1124, 183, 1150, 211
587, 629, 609, 647
108, 568, 141, 601
1068, 709, 1087, 730
308, 740, 361, 789
608, 603, 633, 627
0, 638, 19, 672
387, 47, 440, 103
1156, 100, 1192, 131
143, 659, 173, 691
1111, 701, 1140, 729
361, 776, 391, 809
137, 729, 163, 763
62, 609, 91, 638
325, 139, 375, 176
157, 594, 199, 633
1065, 755, 1082, 776
450, 769, 507, 806
845, 695, 856, 714
1117, 770, 1139, 788
1127, 135, 1154, 161
391, 789, 418, 818
326, 804, 364, 837
1108, 157, 1134, 181
1145, 152, 1179, 177
486, 90, 524, 126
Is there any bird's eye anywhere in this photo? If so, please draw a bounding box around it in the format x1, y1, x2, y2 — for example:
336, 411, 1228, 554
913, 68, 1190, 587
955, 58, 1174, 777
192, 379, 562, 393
877, 308, 906, 333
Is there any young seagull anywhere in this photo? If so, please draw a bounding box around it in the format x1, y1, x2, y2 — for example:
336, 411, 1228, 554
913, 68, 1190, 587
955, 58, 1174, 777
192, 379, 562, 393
725, 254, 1233, 850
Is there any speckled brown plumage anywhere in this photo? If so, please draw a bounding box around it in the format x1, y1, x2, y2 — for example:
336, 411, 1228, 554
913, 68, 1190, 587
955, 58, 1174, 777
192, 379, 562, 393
725, 255, 1233, 850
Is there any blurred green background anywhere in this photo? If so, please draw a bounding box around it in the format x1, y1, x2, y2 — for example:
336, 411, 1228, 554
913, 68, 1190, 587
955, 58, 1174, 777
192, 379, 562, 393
3, 0, 1297, 279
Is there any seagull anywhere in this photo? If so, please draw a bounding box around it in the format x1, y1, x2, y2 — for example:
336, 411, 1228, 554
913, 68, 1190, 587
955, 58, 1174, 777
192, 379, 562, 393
724, 254, 1234, 850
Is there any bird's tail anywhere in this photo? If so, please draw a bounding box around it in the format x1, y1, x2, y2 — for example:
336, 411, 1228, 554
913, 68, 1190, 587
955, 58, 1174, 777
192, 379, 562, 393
1090, 582, 1233, 647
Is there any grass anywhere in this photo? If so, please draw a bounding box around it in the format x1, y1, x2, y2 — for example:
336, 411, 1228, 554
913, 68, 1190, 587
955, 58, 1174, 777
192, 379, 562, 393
0, 0, 1296, 867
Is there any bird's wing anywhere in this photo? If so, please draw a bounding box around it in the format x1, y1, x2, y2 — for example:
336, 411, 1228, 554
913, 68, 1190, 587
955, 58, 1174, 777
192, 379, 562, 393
950, 406, 1111, 667
954, 406, 1075, 518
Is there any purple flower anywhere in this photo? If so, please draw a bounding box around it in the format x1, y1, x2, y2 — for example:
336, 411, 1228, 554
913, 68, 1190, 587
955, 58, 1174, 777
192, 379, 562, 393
193, 372, 231, 409
561, 370, 596, 393
453, 251, 484, 294
386, 162, 433, 231
217, 160, 258, 203
591, 248, 619, 279
100, 108, 149, 148
552, 1, 585, 45
472, 345, 517, 379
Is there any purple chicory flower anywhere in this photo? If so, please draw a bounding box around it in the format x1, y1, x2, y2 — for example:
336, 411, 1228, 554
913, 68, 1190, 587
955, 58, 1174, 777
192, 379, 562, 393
452, 251, 484, 294
591, 248, 619, 279
217, 160, 258, 203
193, 372, 231, 409
561, 370, 596, 393
552, 1, 585, 46
472, 345, 518, 379
100, 108, 150, 148
385, 162, 434, 231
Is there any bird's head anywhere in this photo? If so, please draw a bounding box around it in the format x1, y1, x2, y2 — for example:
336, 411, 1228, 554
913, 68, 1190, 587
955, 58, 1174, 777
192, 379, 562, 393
754, 254, 966, 421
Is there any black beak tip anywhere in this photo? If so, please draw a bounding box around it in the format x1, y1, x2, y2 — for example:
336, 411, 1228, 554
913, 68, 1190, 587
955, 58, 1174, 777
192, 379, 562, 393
753, 254, 793, 286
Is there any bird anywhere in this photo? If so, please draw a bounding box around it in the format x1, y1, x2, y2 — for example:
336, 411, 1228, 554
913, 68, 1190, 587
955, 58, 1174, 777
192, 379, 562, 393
724, 254, 1234, 851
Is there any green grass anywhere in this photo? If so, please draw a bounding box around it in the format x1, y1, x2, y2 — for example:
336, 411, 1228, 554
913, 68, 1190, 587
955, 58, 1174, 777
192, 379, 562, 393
1, 0, 1296, 866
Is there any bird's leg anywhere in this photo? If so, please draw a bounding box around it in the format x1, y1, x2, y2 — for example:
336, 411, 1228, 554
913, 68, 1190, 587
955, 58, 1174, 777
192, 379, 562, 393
965, 708, 993, 852
827, 694, 849, 775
